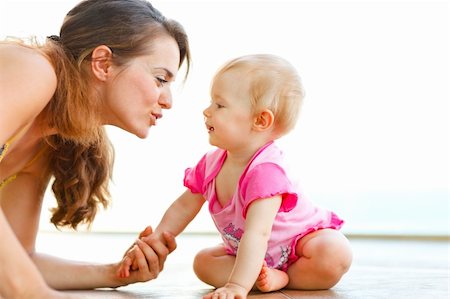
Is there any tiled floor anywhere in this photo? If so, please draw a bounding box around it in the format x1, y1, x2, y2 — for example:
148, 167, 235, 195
36, 232, 449, 298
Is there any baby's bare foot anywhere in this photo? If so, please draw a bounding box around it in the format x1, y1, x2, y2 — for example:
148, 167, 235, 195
255, 262, 289, 292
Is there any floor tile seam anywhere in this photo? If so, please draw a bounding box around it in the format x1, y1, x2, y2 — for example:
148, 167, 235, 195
279, 290, 295, 299
351, 265, 450, 273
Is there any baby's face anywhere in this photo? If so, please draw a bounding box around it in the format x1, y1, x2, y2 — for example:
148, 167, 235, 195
203, 69, 255, 149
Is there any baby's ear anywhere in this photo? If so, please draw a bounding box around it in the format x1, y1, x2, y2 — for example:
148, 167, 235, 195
253, 109, 274, 131
91, 45, 113, 81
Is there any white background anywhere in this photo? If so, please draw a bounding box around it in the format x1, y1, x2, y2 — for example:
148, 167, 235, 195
1, 0, 448, 236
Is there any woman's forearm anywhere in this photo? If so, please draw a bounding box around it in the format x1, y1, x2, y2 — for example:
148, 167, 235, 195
32, 253, 123, 290
0, 211, 51, 298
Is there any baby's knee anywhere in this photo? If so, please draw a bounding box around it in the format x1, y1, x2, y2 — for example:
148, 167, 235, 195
192, 248, 211, 279
323, 255, 352, 287
301, 230, 353, 288
337, 245, 353, 274
318, 238, 353, 287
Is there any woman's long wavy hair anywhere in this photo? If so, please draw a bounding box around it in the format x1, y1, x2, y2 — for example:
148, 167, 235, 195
38, 0, 191, 229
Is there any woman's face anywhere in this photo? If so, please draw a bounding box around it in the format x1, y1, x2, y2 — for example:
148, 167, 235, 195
102, 35, 180, 138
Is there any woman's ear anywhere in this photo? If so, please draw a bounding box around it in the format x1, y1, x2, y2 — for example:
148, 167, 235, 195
91, 45, 113, 81
253, 109, 274, 131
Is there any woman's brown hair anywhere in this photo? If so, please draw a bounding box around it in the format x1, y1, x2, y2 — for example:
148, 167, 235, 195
39, 0, 191, 229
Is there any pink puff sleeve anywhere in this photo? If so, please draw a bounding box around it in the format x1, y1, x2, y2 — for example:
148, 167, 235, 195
183, 154, 207, 194
240, 163, 298, 218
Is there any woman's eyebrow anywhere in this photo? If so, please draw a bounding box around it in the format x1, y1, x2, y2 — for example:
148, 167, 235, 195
154, 67, 174, 79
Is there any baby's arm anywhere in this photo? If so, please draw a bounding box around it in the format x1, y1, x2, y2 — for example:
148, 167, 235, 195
118, 190, 205, 277
149, 189, 206, 238
205, 195, 282, 298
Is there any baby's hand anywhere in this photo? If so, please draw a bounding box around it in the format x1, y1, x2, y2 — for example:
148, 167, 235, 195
139, 231, 176, 272
116, 227, 177, 279
203, 282, 248, 299
116, 225, 154, 278
117, 240, 140, 278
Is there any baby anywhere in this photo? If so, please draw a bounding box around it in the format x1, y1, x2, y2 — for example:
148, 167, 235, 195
119, 54, 352, 298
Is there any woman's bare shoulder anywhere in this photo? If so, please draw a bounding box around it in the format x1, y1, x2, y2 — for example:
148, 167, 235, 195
0, 43, 56, 86
0, 43, 57, 143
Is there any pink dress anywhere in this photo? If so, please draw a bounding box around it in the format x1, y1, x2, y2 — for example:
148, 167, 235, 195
184, 141, 343, 271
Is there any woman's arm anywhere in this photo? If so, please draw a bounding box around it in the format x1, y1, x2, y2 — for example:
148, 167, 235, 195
2, 151, 168, 293
0, 209, 69, 298
33, 254, 141, 289
0, 171, 75, 298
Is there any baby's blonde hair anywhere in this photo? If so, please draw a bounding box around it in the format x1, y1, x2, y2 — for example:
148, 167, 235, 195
213, 54, 304, 138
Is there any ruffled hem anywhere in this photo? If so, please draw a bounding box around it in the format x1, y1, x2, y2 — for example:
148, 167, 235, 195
282, 212, 344, 271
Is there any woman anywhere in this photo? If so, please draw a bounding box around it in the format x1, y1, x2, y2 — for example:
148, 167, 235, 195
0, 0, 190, 297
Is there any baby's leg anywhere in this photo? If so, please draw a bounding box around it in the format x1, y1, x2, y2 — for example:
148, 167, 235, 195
193, 244, 236, 287
194, 245, 290, 293
255, 261, 289, 292
286, 229, 352, 290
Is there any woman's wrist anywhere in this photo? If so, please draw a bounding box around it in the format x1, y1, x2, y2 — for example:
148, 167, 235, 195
104, 263, 128, 288
81, 262, 126, 289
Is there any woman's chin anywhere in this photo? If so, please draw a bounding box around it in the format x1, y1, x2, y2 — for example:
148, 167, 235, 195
136, 128, 150, 139
128, 125, 150, 139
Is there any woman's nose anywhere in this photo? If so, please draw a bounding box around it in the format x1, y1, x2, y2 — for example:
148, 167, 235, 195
159, 90, 173, 109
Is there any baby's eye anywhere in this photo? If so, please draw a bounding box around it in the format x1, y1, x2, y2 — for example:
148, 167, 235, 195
216, 103, 225, 109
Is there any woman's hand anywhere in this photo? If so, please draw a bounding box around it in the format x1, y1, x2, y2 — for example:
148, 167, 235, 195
116, 226, 176, 281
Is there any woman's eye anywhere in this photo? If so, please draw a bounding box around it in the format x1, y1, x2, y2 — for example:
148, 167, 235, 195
156, 77, 168, 87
